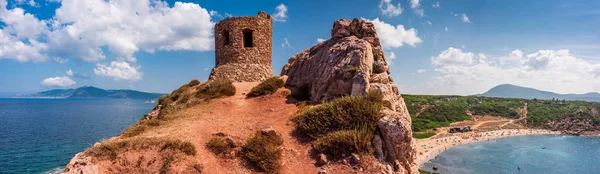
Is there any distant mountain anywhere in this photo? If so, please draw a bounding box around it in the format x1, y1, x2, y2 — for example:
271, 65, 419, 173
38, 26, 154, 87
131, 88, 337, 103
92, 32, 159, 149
480, 84, 600, 102
19, 86, 164, 100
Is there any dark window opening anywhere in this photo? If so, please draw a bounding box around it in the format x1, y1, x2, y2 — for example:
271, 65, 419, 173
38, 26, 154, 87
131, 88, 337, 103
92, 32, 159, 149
223, 30, 230, 46
243, 29, 253, 47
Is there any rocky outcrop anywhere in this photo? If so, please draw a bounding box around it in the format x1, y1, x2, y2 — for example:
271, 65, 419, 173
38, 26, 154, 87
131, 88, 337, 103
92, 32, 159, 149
63, 148, 99, 174
544, 117, 600, 135
281, 19, 417, 174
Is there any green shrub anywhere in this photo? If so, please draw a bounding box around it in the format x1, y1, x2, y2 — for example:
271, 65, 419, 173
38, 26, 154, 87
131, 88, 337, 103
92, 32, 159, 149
120, 119, 163, 138
87, 138, 196, 161
242, 130, 283, 174
412, 132, 436, 139
158, 95, 171, 106
247, 77, 285, 98
206, 135, 236, 156
195, 79, 236, 100
294, 95, 383, 138
186, 79, 201, 87
162, 140, 197, 156
313, 129, 374, 159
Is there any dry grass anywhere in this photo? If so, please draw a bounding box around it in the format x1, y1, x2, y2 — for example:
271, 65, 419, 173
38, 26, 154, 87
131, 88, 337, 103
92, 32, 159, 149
120, 119, 163, 138
247, 77, 285, 98
313, 128, 374, 160
242, 130, 283, 174
86, 138, 196, 161
195, 79, 236, 100
206, 134, 237, 156
293, 92, 383, 139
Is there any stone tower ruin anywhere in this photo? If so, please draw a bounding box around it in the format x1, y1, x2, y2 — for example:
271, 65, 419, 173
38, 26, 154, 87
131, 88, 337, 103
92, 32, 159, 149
209, 11, 274, 82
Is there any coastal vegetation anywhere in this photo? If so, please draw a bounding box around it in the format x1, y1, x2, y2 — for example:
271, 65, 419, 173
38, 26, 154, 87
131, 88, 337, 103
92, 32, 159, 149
241, 130, 284, 174
292, 91, 383, 159
404, 94, 600, 134
412, 132, 436, 139
247, 77, 285, 98
123, 79, 236, 138
206, 133, 237, 156
86, 138, 196, 161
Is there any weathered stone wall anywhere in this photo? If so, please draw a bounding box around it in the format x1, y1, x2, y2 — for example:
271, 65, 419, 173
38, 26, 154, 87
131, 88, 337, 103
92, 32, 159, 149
210, 11, 274, 82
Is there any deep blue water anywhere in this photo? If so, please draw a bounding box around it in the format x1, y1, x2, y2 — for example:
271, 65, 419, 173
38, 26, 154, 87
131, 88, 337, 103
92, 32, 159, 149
422, 135, 600, 174
0, 99, 154, 174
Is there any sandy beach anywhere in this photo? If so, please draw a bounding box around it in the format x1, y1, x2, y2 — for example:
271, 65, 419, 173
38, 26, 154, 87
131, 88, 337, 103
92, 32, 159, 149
415, 129, 560, 166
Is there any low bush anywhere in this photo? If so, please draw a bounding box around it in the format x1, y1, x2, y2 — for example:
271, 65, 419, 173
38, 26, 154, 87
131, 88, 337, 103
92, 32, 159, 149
87, 138, 196, 161
195, 79, 236, 100
120, 119, 163, 138
412, 132, 436, 139
162, 140, 197, 156
241, 130, 283, 174
294, 95, 383, 138
313, 128, 374, 159
206, 135, 237, 156
186, 79, 201, 87
247, 77, 285, 98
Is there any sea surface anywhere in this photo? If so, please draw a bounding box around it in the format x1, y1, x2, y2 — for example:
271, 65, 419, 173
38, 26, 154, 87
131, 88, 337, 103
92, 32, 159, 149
0, 98, 154, 174
422, 135, 600, 174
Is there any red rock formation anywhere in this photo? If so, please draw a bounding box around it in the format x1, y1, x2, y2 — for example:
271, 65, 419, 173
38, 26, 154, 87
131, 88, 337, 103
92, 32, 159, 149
281, 18, 418, 174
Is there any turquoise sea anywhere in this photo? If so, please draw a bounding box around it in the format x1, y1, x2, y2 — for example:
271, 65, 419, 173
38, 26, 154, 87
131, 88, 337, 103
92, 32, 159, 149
422, 135, 600, 174
0, 98, 154, 174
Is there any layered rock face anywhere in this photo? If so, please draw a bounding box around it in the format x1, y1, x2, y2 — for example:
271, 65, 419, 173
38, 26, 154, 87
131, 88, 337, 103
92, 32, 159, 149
281, 19, 418, 174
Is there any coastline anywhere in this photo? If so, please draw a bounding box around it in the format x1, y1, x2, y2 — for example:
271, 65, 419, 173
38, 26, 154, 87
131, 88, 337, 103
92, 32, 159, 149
415, 129, 561, 166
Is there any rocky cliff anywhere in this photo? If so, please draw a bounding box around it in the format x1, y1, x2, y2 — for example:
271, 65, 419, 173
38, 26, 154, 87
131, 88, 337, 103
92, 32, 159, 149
63, 18, 418, 174
281, 19, 418, 174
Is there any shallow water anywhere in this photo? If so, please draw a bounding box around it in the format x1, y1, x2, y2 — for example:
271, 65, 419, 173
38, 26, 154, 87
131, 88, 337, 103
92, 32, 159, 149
0, 98, 154, 174
422, 135, 600, 174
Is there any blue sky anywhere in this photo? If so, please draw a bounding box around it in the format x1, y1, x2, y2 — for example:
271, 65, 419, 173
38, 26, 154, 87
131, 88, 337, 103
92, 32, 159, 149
0, 0, 599, 95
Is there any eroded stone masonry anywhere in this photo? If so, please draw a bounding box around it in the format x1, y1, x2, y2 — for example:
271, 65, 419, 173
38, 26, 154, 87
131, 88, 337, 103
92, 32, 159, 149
209, 11, 274, 82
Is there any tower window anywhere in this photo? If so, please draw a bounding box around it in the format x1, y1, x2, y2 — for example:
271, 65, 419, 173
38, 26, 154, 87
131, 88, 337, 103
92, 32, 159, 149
223, 30, 230, 46
243, 29, 253, 47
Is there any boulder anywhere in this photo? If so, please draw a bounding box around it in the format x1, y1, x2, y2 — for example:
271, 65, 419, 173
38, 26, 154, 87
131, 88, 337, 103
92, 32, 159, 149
63, 152, 99, 174
377, 111, 418, 174
281, 18, 417, 174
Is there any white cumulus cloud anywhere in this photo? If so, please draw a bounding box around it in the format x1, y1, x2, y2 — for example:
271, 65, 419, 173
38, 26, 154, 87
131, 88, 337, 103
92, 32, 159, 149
94, 61, 142, 81
424, 47, 600, 95
41, 76, 76, 87
316, 38, 327, 43
379, 0, 403, 17
66, 69, 73, 76
0, 0, 215, 63
367, 18, 422, 48
272, 4, 288, 22
408, 0, 424, 16
386, 51, 397, 65
461, 13, 471, 23
417, 69, 426, 73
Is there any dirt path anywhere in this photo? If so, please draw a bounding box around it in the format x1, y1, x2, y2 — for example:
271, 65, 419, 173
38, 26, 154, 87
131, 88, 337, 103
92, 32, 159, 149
132, 83, 357, 174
